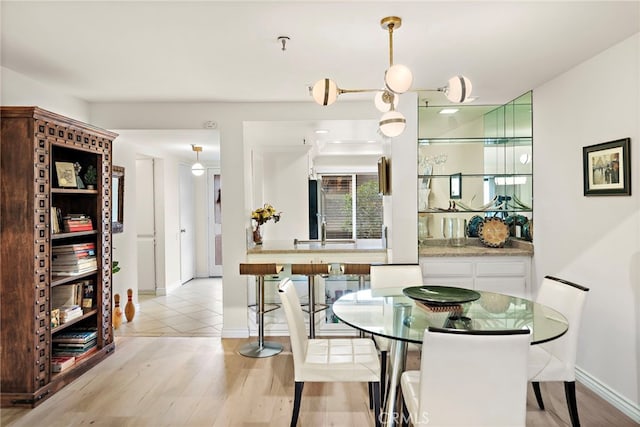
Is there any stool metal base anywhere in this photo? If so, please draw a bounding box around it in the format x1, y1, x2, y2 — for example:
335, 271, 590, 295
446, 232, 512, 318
239, 341, 283, 358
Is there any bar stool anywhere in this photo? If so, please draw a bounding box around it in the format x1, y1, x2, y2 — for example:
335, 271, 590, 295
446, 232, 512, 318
341, 263, 371, 337
291, 263, 331, 338
239, 263, 284, 358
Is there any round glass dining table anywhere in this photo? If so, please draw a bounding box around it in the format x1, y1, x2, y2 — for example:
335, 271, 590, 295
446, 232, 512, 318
332, 288, 569, 427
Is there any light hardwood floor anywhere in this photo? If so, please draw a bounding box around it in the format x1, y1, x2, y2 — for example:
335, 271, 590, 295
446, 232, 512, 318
1, 336, 636, 427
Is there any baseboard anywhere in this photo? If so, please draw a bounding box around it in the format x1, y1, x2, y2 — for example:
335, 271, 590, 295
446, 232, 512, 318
576, 366, 640, 423
221, 328, 250, 338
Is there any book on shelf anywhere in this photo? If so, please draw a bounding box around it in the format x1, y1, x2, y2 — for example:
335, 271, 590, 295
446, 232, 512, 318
51, 207, 63, 234
63, 214, 94, 232
52, 344, 98, 362
54, 338, 97, 350
51, 356, 75, 373
58, 305, 83, 323
53, 329, 98, 344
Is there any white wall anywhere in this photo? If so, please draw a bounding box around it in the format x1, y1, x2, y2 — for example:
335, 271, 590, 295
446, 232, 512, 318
1, 66, 89, 121
533, 33, 639, 415
88, 101, 380, 338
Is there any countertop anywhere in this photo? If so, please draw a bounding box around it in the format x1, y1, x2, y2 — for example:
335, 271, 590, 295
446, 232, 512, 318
419, 238, 533, 257
246, 239, 388, 263
247, 239, 386, 254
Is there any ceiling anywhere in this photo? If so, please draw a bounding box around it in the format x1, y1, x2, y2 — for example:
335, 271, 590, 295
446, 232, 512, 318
2, 1, 639, 162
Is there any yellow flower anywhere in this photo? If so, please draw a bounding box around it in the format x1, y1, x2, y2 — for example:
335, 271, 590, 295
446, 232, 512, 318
251, 203, 282, 226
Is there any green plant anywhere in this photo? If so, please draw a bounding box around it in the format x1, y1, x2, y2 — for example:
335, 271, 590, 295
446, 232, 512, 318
84, 164, 97, 186
343, 180, 383, 238
112, 260, 120, 275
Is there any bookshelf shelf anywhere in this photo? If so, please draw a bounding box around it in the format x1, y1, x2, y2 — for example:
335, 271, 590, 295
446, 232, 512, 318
51, 308, 99, 333
51, 188, 99, 195
1, 107, 117, 408
51, 270, 99, 287
52, 230, 99, 240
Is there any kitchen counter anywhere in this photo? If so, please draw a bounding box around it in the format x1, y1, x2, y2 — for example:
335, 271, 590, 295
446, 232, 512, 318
419, 238, 533, 257
246, 239, 388, 263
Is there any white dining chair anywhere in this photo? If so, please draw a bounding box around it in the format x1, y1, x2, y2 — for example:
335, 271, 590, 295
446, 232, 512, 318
369, 263, 424, 401
278, 278, 381, 427
400, 327, 531, 427
528, 275, 589, 427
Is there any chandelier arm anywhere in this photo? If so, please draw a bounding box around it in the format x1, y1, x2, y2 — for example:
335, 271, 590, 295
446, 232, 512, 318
338, 88, 381, 95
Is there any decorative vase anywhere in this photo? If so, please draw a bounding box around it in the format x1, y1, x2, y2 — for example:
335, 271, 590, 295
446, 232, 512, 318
252, 225, 263, 245
113, 293, 123, 329
125, 288, 135, 322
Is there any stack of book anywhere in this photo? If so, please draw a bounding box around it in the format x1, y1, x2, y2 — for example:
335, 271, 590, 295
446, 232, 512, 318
51, 355, 75, 373
58, 305, 83, 323
51, 280, 95, 312
63, 214, 93, 232
52, 243, 97, 276
52, 328, 98, 362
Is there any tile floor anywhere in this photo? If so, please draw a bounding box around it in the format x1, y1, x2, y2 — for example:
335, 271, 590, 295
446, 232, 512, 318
114, 277, 223, 337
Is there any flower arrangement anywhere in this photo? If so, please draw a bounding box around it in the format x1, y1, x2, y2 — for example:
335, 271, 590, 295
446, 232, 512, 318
251, 203, 282, 226
251, 204, 281, 244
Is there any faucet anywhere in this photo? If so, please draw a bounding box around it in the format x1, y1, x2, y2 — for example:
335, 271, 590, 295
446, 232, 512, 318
320, 215, 327, 245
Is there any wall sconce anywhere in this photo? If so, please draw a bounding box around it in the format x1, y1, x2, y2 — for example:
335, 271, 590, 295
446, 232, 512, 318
310, 16, 473, 138
191, 145, 205, 176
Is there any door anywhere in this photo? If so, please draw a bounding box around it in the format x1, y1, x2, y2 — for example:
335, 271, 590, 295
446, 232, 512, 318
179, 164, 196, 284
136, 158, 157, 293
208, 169, 222, 276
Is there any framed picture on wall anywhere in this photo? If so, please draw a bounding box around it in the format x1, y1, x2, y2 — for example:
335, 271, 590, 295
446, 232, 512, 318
583, 138, 631, 196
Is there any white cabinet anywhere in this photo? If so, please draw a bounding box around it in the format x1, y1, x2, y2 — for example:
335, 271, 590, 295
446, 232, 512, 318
419, 255, 531, 298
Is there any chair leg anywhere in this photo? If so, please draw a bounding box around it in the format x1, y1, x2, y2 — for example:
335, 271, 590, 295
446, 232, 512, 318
291, 381, 304, 427
564, 381, 581, 427
372, 382, 381, 427
380, 350, 387, 404
532, 381, 545, 410
401, 390, 410, 427
368, 382, 373, 409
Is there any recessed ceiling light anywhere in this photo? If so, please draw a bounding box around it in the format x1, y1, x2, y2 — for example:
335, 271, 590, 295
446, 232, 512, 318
315, 129, 329, 134
439, 108, 459, 115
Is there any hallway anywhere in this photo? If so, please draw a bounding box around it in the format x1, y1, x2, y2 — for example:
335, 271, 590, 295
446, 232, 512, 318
115, 278, 223, 337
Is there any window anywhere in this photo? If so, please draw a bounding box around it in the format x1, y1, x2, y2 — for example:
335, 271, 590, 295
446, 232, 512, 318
320, 174, 383, 239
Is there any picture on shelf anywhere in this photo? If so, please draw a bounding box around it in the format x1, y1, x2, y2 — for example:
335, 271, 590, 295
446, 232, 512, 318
583, 138, 631, 196
449, 173, 462, 199
55, 161, 77, 188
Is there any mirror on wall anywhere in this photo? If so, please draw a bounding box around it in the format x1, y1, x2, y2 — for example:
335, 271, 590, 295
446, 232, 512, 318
112, 165, 125, 233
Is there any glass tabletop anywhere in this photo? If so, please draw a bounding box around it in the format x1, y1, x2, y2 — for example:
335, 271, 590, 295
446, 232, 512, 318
332, 288, 568, 345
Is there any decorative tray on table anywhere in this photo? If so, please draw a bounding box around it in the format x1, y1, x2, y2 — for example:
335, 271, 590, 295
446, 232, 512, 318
402, 285, 481, 305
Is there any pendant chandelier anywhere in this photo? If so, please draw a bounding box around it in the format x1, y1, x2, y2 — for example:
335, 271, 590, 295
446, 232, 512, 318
191, 144, 205, 176
310, 16, 473, 138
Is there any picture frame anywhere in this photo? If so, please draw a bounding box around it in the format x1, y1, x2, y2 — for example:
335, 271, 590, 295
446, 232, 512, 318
583, 138, 631, 196
378, 156, 391, 195
55, 161, 77, 188
112, 165, 125, 233
450, 172, 462, 199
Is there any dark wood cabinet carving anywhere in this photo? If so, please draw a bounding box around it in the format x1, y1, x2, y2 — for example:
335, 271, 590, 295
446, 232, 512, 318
1, 107, 117, 407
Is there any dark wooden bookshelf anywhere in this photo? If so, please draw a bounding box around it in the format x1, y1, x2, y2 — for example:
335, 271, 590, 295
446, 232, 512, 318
0, 107, 118, 407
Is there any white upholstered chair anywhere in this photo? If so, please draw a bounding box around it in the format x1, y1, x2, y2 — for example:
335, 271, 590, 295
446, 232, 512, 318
528, 275, 589, 427
278, 278, 381, 427
400, 327, 531, 427
369, 263, 423, 400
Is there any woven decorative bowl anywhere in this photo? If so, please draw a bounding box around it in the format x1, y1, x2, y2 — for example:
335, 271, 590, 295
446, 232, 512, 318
478, 217, 510, 248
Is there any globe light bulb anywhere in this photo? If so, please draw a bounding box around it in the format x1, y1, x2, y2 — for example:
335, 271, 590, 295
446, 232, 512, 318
384, 64, 413, 94
374, 90, 399, 112
445, 75, 473, 103
379, 110, 406, 137
191, 162, 205, 176
312, 78, 339, 106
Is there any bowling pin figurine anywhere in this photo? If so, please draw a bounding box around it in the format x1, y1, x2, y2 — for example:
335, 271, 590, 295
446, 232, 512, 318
113, 293, 123, 329
125, 288, 135, 322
